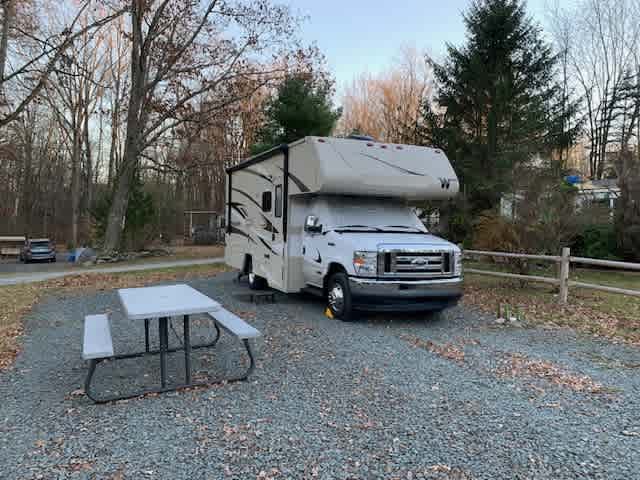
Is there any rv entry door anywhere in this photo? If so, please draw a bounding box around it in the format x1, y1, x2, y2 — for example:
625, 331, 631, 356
302, 214, 324, 288
265, 177, 285, 290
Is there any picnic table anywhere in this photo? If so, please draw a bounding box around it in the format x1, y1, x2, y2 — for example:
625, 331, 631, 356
119, 284, 221, 388
82, 283, 261, 403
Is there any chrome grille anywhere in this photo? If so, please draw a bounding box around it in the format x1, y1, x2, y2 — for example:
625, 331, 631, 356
378, 249, 454, 278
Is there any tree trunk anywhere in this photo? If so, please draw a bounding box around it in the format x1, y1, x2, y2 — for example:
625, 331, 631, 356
103, 148, 136, 250
19, 118, 34, 232
102, 0, 145, 252
108, 79, 120, 186
70, 125, 82, 247
84, 98, 93, 209
0, 0, 13, 85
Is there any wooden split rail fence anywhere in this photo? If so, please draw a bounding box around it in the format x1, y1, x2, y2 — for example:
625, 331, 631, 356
464, 248, 640, 304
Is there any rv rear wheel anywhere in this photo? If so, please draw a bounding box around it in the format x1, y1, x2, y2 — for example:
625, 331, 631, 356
247, 265, 267, 289
248, 272, 267, 290
245, 257, 267, 290
327, 273, 353, 321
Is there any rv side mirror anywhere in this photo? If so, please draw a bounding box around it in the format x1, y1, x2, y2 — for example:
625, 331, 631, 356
304, 215, 322, 233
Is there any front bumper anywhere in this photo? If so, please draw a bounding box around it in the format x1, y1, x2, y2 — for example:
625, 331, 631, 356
348, 276, 463, 312
27, 252, 55, 261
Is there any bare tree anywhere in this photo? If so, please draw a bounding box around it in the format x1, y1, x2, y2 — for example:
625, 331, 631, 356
103, 15, 129, 187
102, 0, 299, 251
45, 13, 110, 246
339, 47, 434, 143
0, 0, 125, 128
548, 0, 640, 178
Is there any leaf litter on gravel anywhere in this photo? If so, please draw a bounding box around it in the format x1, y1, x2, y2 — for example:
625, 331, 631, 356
399, 330, 608, 396
495, 352, 607, 394
400, 334, 466, 363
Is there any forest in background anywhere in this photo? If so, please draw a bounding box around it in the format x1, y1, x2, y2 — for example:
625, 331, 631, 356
0, 0, 638, 260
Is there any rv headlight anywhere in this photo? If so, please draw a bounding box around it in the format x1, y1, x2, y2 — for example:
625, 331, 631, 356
454, 251, 463, 277
353, 251, 377, 276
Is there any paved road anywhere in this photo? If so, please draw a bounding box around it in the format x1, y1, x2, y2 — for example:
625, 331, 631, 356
0, 254, 67, 274
0, 258, 225, 286
1, 272, 639, 479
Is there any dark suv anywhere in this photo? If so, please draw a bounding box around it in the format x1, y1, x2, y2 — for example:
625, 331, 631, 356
20, 239, 56, 263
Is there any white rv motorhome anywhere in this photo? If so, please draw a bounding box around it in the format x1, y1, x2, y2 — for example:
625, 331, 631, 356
225, 136, 463, 320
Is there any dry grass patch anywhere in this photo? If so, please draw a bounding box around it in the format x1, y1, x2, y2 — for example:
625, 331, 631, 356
463, 273, 640, 343
0, 263, 231, 371
170, 245, 224, 260
0, 284, 42, 370
45, 263, 230, 293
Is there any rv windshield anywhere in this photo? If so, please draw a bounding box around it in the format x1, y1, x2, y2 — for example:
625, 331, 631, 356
322, 197, 427, 233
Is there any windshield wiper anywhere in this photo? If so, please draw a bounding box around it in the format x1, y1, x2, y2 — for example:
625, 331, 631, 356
330, 225, 385, 233
335, 224, 383, 231
383, 225, 426, 232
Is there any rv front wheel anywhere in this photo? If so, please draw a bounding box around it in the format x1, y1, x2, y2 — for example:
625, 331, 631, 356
327, 273, 353, 321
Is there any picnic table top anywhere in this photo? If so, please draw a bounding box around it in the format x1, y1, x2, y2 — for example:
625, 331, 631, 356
117, 284, 221, 320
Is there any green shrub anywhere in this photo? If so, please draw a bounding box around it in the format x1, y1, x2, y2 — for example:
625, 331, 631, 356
571, 224, 620, 260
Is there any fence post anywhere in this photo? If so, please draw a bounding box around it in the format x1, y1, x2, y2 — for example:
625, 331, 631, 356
558, 247, 570, 305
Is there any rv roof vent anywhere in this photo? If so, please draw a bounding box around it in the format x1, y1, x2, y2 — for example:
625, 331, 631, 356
348, 134, 376, 142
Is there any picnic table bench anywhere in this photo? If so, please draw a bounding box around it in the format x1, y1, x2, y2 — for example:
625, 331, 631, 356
82, 284, 261, 403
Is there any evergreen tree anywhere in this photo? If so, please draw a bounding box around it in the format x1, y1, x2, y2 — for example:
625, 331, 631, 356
252, 74, 341, 154
423, 0, 580, 212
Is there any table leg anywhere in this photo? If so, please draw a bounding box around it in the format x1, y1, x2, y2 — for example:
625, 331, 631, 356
159, 317, 168, 388
183, 315, 192, 385
144, 319, 150, 353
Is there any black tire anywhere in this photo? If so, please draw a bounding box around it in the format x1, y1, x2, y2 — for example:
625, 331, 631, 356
246, 258, 267, 290
327, 272, 354, 321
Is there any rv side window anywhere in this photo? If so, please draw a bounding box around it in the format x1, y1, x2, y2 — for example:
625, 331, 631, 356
262, 191, 272, 212
275, 184, 283, 218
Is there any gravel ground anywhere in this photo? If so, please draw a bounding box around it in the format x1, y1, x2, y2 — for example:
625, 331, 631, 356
1, 272, 640, 479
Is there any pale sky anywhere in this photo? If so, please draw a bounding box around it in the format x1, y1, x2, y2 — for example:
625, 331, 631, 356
291, 0, 551, 96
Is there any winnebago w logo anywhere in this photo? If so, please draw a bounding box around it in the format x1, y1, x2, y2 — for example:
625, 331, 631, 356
439, 177, 452, 189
